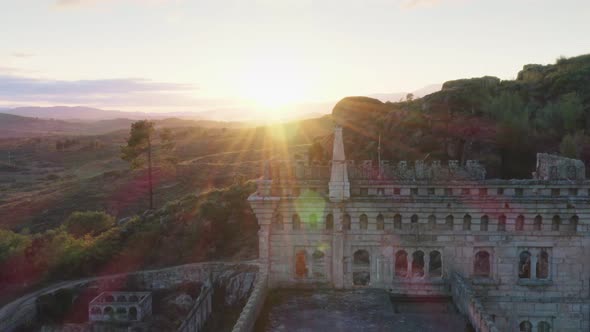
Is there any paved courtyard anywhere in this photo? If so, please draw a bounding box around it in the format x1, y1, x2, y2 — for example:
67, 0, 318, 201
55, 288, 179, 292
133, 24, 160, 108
255, 289, 472, 332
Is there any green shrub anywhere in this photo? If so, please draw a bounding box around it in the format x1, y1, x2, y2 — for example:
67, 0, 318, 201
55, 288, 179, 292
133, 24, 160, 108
64, 211, 115, 237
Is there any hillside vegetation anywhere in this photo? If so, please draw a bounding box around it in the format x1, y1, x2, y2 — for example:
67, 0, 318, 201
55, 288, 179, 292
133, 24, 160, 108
332, 54, 590, 178
0, 182, 258, 303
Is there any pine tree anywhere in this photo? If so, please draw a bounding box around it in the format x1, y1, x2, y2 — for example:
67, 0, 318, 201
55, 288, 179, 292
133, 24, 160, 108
121, 120, 156, 209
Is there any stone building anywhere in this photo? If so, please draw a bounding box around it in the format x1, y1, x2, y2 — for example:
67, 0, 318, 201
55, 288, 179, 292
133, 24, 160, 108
88, 291, 152, 323
249, 126, 590, 332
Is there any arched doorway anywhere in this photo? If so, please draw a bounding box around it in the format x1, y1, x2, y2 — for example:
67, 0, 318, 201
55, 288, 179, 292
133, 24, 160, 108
129, 306, 138, 320
352, 249, 370, 286
295, 250, 308, 278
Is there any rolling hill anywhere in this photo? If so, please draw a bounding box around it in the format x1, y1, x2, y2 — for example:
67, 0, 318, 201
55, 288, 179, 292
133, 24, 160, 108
329, 53, 590, 179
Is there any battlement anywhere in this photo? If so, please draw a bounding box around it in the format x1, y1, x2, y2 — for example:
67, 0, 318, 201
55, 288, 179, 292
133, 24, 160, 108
347, 159, 486, 181
262, 159, 485, 182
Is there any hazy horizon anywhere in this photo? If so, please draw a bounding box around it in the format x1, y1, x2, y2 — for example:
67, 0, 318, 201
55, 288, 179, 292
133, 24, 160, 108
1, 0, 590, 121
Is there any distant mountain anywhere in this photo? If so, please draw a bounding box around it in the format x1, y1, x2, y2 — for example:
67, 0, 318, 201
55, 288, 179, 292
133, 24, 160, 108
369, 84, 442, 102
0, 113, 84, 138
1, 106, 203, 121
0, 113, 247, 138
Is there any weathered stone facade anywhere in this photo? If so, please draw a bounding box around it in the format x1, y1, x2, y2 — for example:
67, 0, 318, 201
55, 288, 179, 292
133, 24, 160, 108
89, 291, 152, 322
249, 127, 590, 332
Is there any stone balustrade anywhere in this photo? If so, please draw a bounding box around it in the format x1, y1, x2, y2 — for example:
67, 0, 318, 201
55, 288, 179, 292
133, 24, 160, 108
230, 271, 269, 332
177, 282, 213, 332
451, 272, 499, 332
0, 261, 258, 332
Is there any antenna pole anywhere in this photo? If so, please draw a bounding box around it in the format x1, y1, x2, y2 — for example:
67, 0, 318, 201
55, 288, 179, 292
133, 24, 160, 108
378, 134, 381, 178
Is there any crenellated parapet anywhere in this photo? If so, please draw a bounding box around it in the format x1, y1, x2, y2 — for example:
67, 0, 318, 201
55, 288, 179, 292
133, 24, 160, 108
262, 160, 331, 181
347, 159, 486, 181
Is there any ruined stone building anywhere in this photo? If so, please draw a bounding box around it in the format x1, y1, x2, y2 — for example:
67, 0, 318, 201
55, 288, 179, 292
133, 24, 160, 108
89, 291, 152, 323
249, 127, 590, 331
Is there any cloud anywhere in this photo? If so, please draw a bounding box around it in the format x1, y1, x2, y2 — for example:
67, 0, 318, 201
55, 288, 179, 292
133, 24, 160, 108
0, 74, 203, 108
11, 52, 35, 58
0, 66, 19, 74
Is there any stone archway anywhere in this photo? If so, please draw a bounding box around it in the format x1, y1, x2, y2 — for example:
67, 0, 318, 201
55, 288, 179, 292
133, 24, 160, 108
129, 306, 138, 320
352, 249, 370, 286
295, 250, 308, 278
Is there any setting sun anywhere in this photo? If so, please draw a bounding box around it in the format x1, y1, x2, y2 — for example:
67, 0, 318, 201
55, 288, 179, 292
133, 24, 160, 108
240, 58, 309, 110
2, 1, 590, 331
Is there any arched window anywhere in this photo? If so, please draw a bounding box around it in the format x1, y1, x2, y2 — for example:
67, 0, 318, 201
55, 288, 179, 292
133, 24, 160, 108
428, 214, 436, 230
552, 215, 561, 230
313, 250, 325, 260
537, 321, 551, 332
474, 251, 490, 277
498, 214, 506, 231
90, 307, 102, 315
567, 165, 577, 178
343, 214, 351, 230
376, 214, 384, 230
411, 214, 418, 223
128, 307, 138, 320
353, 250, 370, 265
570, 215, 579, 231
395, 250, 408, 277
412, 251, 425, 277
295, 250, 308, 277
534, 215, 542, 231
116, 295, 126, 302
445, 215, 454, 229
429, 251, 442, 277
519, 321, 532, 332
515, 215, 525, 231
519, 251, 531, 279
273, 213, 284, 230
463, 214, 472, 230
105, 295, 115, 302
309, 213, 318, 229
359, 214, 368, 230
104, 306, 114, 315
394, 214, 402, 230
292, 214, 301, 230
325, 214, 334, 230
480, 215, 489, 231
536, 250, 549, 279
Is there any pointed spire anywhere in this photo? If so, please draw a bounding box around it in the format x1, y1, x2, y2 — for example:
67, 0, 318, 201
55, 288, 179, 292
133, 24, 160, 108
329, 126, 350, 201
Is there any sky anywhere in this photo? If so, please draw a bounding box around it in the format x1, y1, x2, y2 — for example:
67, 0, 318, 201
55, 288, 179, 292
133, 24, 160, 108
1, 0, 589, 120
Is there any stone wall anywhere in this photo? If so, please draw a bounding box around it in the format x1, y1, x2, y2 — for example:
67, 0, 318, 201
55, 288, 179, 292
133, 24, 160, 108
230, 271, 269, 332
0, 262, 258, 332
534, 153, 586, 181
177, 283, 213, 332
451, 272, 498, 332
255, 186, 590, 330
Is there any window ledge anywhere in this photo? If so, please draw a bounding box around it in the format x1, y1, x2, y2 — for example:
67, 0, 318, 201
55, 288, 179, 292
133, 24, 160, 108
517, 279, 553, 286
471, 277, 497, 285
392, 277, 445, 284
